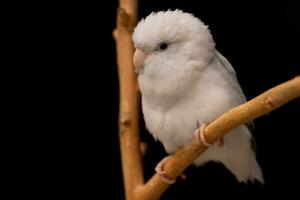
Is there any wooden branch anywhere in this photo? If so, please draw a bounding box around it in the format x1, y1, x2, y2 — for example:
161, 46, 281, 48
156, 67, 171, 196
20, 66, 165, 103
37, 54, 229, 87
134, 76, 300, 200
113, 0, 143, 200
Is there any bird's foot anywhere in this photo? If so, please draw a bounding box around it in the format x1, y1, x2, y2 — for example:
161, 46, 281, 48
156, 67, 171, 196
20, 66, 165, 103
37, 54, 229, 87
195, 121, 224, 147
155, 155, 187, 184
155, 155, 176, 184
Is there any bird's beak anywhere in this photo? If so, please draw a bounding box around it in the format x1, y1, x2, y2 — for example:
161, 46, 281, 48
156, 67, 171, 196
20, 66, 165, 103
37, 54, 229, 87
133, 48, 147, 74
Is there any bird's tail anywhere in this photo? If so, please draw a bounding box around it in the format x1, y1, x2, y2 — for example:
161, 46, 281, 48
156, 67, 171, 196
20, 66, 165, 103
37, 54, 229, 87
244, 152, 264, 184
193, 126, 264, 184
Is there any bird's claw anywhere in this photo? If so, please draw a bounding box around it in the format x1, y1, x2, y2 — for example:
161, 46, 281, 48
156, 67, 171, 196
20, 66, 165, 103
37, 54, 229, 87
195, 121, 224, 147
155, 155, 187, 184
155, 155, 176, 184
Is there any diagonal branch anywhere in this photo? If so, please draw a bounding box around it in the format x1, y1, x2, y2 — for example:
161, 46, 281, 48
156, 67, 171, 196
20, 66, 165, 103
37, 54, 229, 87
134, 76, 300, 200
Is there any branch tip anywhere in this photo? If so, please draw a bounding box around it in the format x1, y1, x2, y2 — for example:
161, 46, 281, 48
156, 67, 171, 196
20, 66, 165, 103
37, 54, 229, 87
140, 142, 148, 156
117, 6, 133, 30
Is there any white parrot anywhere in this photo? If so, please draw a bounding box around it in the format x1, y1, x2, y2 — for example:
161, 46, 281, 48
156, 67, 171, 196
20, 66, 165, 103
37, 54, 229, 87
132, 10, 264, 184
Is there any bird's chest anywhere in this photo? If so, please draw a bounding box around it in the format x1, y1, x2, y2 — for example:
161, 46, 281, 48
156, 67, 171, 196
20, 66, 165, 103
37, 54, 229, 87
142, 98, 198, 153
141, 82, 236, 153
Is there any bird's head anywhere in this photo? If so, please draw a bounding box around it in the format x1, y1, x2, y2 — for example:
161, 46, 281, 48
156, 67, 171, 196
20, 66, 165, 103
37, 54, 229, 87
132, 10, 215, 75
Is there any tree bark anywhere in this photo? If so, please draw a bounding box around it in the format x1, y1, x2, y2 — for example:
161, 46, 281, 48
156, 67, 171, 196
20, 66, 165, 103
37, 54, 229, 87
113, 0, 143, 199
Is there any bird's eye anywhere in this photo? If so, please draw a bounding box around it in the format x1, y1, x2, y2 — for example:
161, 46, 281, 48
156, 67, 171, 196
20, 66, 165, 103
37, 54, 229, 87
158, 42, 168, 50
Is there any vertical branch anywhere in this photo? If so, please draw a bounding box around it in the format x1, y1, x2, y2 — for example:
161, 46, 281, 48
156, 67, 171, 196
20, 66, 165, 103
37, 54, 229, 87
113, 0, 143, 200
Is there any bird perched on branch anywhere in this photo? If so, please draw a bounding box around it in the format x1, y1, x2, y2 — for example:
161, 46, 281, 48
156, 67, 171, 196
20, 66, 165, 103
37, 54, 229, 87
132, 10, 264, 184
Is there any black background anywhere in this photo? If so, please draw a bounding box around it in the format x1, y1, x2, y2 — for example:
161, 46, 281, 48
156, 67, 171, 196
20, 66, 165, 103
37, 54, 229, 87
108, 0, 300, 199
26, 0, 299, 199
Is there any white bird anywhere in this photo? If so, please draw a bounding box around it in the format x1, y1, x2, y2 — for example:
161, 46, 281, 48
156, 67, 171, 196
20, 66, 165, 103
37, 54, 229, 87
132, 10, 264, 184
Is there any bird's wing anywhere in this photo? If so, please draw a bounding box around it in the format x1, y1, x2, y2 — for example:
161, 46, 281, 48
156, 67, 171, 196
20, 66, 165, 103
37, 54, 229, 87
215, 50, 237, 77
215, 50, 256, 152
215, 50, 246, 101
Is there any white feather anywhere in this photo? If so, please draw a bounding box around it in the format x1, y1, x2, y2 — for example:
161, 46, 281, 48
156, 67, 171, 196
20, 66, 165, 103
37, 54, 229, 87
133, 10, 264, 183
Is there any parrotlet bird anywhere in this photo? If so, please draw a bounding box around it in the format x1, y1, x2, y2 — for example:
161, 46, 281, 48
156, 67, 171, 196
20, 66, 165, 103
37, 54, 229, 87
132, 10, 264, 184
